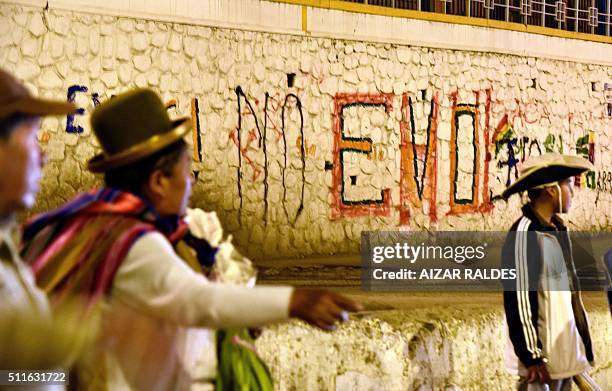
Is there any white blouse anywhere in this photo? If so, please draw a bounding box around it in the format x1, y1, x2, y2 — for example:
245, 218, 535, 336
112, 231, 293, 328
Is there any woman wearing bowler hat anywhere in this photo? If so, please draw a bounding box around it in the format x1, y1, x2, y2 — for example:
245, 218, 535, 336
21, 88, 360, 390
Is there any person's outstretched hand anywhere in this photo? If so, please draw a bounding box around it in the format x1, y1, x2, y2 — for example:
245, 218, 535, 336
289, 288, 362, 330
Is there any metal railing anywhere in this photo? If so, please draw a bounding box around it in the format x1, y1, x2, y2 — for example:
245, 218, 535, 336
342, 0, 612, 36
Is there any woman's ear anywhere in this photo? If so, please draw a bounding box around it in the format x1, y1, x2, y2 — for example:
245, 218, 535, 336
146, 169, 168, 201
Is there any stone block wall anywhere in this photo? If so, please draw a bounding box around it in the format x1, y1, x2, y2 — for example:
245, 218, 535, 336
256, 295, 611, 390
1, 2, 611, 259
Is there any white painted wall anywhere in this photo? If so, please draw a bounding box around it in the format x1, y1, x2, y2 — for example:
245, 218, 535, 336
6, 0, 612, 65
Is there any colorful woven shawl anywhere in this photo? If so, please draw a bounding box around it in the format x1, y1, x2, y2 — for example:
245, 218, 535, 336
21, 188, 188, 308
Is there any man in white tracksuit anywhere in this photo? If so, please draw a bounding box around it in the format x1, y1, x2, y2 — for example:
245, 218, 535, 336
20, 88, 361, 390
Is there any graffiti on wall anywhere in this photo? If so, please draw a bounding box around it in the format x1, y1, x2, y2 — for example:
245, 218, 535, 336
331, 93, 393, 219
63, 80, 610, 228
448, 90, 491, 215
399, 92, 439, 225
605, 83, 612, 118
231, 86, 305, 225
191, 98, 203, 163
66, 85, 99, 133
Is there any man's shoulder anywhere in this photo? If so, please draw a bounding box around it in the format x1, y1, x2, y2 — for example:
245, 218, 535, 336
508, 214, 537, 232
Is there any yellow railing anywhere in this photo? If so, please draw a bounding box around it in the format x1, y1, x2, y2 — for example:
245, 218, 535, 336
272, 0, 612, 44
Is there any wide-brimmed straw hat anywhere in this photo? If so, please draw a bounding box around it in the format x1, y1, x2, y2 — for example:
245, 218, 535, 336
88, 88, 191, 172
0, 68, 75, 120
502, 153, 594, 199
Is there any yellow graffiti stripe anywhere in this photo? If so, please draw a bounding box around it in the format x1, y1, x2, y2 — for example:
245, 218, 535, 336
339, 139, 371, 153
164, 99, 177, 109
495, 122, 511, 142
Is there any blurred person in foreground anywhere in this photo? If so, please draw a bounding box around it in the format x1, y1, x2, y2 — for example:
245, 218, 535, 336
20, 88, 361, 390
0, 68, 93, 378
501, 153, 601, 391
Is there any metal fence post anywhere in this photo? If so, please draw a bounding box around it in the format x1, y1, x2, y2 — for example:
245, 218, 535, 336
591, 0, 594, 34
608, 0, 611, 35
506, 0, 510, 22
575, 0, 579, 32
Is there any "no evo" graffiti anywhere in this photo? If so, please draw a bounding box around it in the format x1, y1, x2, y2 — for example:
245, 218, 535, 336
64, 84, 610, 227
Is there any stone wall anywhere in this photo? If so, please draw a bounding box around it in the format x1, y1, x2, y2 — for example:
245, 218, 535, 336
1, 2, 611, 259
255, 293, 611, 390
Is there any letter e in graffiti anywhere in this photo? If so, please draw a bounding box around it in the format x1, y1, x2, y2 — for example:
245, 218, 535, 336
66, 85, 100, 134
331, 93, 392, 219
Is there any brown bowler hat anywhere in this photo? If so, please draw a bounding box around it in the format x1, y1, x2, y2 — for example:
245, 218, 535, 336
88, 88, 191, 172
0, 68, 75, 120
